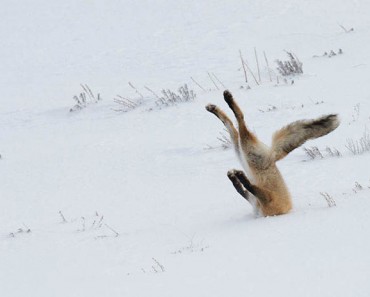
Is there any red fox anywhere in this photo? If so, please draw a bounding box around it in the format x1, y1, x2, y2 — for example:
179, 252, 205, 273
206, 90, 340, 216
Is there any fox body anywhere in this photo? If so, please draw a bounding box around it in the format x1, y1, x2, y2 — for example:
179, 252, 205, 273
206, 91, 340, 216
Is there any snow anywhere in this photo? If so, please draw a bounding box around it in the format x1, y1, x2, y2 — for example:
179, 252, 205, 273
1, 1, 370, 296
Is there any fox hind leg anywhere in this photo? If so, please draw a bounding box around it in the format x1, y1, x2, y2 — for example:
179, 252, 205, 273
227, 169, 269, 215
222, 91, 271, 169
227, 170, 250, 201
223, 90, 258, 146
205, 104, 242, 161
230, 169, 271, 205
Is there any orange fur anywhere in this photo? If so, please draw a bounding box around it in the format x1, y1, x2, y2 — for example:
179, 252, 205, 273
206, 90, 339, 216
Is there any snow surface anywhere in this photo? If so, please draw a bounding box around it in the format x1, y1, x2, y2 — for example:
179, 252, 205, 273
1, 1, 370, 296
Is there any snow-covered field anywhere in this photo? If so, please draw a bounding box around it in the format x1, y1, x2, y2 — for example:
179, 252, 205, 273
1, 1, 370, 296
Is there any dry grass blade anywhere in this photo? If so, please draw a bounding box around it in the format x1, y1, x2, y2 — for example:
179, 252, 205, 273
320, 192, 336, 207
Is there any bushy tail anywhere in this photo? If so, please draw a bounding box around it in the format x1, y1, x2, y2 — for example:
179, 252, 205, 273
272, 114, 340, 161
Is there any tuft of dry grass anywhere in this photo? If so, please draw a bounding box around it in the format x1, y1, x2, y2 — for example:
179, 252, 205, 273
205, 130, 232, 151
70, 84, 102, 112
155, 84, 196, 108
346, 128, 370, 155
303, 146, 341, 160
276, 51, 303, 76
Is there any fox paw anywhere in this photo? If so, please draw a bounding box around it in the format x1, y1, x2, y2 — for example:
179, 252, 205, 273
205, 104, 217, 113
223, 90, 234, 105
227, 169, 237, 178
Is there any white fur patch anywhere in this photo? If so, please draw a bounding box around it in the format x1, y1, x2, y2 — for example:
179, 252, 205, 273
249, 195, 262, 217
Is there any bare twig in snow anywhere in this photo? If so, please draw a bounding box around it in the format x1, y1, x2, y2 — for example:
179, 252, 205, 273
207, 72, 220, 90
144, 86, 161, 99
104, 223, 119, 237
243, 59, 260, 85
239, 50, 248, 83
263, 51, 272, 82
338, 23, 354, 33
59, 211, 68, 223
254, 47, 261, 83
212, 73, 226, 89
128, 82, 144, 99
190, 77, 207, 92
152, 258, 165, 272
